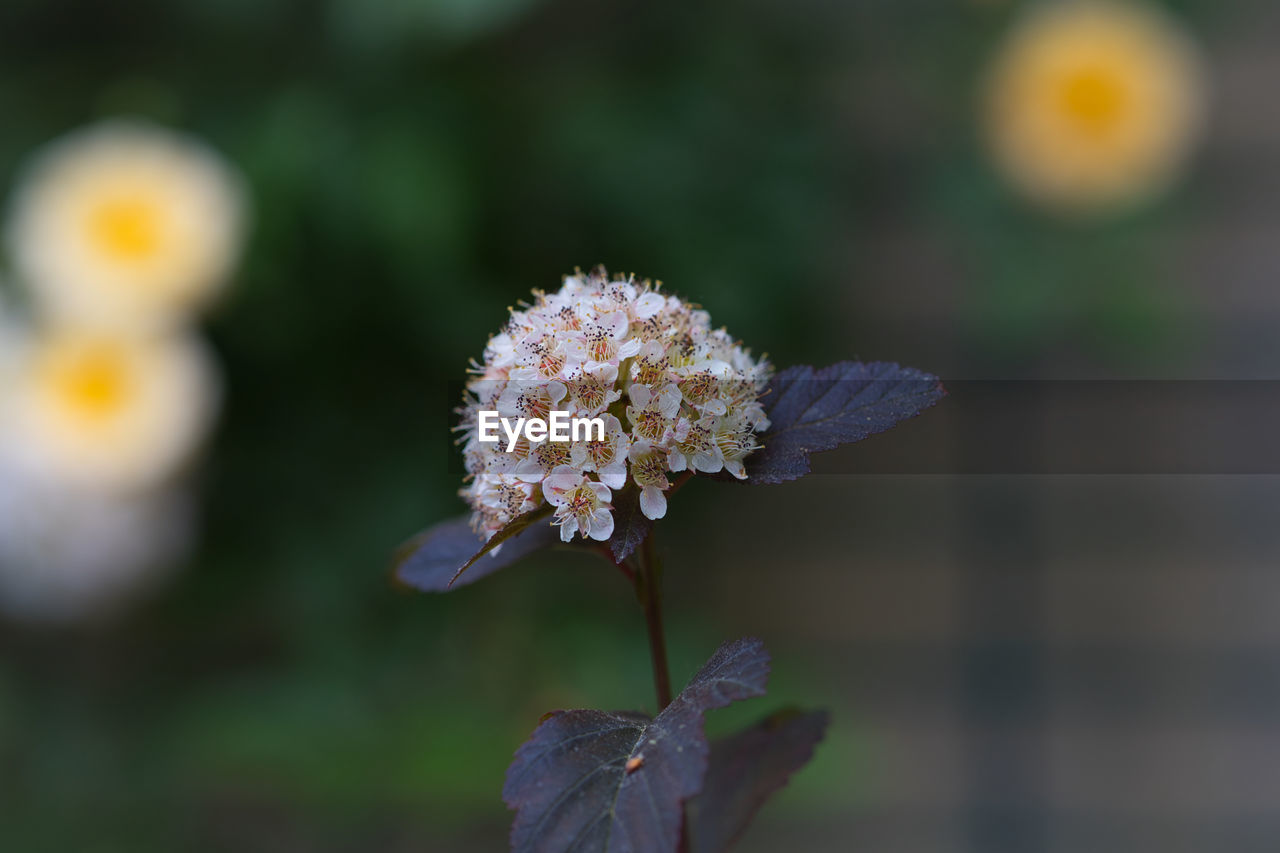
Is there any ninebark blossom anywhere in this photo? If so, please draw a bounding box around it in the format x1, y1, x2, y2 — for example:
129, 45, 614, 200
457, 267, 771, 541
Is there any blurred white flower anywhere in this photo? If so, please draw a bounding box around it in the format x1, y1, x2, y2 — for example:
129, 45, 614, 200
0, 458, 194, 624
2, 327, 220, 493
6, 120, 246, 330
0, 289, 22, 386
984, 0, 1205, 214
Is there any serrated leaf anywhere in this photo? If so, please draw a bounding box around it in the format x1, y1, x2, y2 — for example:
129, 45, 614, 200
393, 505, 556, 592
606, 484, 653, 564
503, 638, 771, 853
688, 708, 829, 853
746, 361, 944, 484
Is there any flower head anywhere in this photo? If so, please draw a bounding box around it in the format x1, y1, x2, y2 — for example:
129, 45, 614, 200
6, 120, 246, 330
457, 267, 771, 542
984, 0, 1204, 213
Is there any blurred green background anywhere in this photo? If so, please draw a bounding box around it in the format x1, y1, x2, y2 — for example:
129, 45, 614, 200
3, 1, 1278, 851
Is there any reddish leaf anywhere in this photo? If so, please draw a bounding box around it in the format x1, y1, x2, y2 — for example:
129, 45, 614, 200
393, 506, 556, 592
746, 361, 945, 484
503, 638, 770, 853
689, 708, 829, 852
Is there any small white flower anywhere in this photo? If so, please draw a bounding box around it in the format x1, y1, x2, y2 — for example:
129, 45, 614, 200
543, 466, 614, 542
564, 311, 642, 372
667, 417, 724, 474
566, 363, 621, 415
570, 414, 631, 489
496, 378, 567, 422
626, 382, 682, 444
630, 340, 674, 389
511, 331, 570, 381
675, 359, 734, 416
484, 331, 518, 368
628, 441, 672, 520
468, 473, 539, 540
513, 438, 575, 484
715, 413, 763, 480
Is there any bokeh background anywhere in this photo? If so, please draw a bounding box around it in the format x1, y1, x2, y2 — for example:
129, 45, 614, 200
2, 0, 1278, 851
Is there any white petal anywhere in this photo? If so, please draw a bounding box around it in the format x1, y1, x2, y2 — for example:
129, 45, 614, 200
598, 462, 627, 490
657, 385, 682, 418
693, 452, 723, 474
634, 292, 665, 318
513, 458, 544, 483
629, 383, 652, 408
602, 312, 628, 338
543, 465, 581, 494
640, 486, 667, 520
587, 509, 614, 541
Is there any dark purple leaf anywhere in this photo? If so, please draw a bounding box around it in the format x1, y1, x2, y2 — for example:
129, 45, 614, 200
689, 708, 829, 853
393, 505, 556, 592
503, 638, 771, 853
746, 361, 945, 484
607, 484, 653, 564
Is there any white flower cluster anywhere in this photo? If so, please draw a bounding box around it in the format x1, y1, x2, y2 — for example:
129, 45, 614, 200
458, 267, 772, 545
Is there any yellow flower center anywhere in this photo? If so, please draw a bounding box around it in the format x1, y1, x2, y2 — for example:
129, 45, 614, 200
566, 485, 599, 519
88, 196, 162, 260
587, 439, 615, 468
631, 452, 669, 489
45, 342, 134, 422
1059, 64, 1129, 136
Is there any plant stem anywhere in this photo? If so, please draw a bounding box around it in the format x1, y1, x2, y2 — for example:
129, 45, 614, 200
635, 531, 674, 710
634, 530, 692, 852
